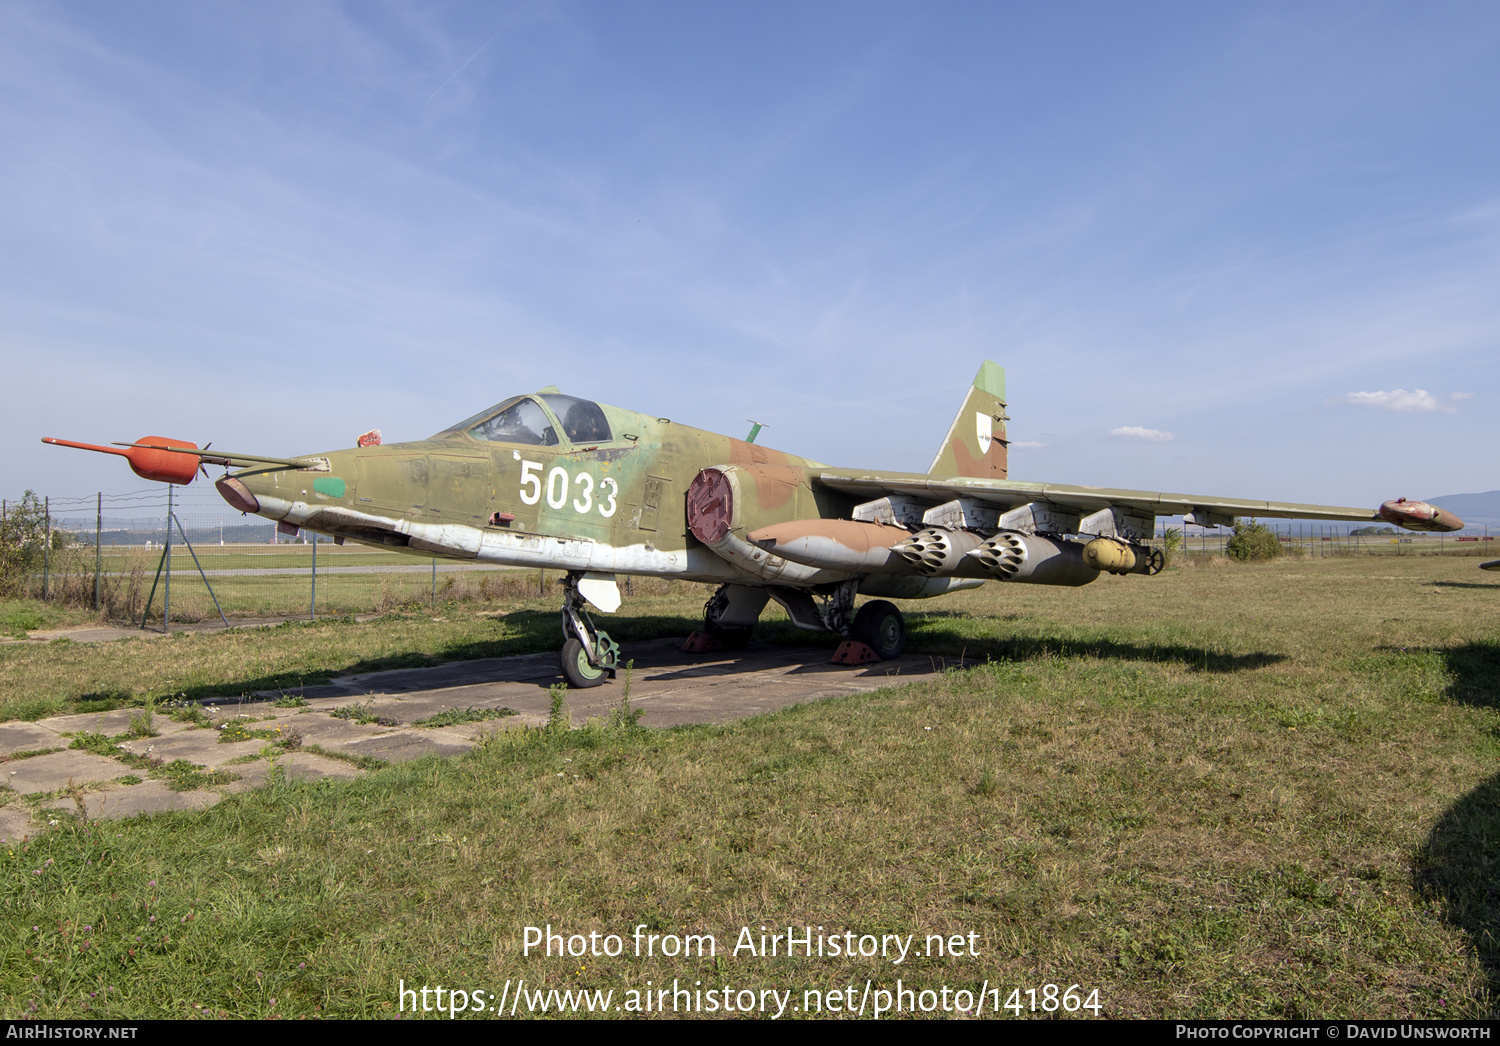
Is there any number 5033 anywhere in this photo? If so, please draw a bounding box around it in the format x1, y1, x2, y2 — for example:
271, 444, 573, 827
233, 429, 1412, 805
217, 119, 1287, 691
518, 461, 619, 518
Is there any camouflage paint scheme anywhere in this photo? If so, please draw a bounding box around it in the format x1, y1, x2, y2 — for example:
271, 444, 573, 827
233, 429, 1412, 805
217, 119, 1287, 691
219, 361, 1448, 584
225, 400, 839, 585
43, 361, 1465, 684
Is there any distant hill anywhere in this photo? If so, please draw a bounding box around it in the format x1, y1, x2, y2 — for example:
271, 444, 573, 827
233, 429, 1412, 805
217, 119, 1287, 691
1426, 490, 1500, 532
53, 520, 281, 546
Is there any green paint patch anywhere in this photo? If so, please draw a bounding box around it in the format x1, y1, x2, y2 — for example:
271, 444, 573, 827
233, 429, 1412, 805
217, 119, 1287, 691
973, 358, 1006, 400
313, 477, 346, 498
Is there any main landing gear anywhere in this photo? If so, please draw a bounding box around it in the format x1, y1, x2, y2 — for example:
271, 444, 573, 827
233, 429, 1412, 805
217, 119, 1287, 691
850, 598, 906, 660
560, 571, 619, 689
686, 581, 907, 662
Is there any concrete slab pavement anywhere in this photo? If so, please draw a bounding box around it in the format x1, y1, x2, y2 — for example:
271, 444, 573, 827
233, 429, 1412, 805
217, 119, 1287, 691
1, 636, 964, 842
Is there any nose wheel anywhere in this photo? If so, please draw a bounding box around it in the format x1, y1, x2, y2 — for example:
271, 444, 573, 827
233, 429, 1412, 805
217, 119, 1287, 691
560, 571, 619, 688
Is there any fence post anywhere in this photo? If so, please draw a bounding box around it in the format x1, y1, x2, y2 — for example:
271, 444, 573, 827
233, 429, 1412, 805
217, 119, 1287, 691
94, 492, 102, 611
431, 555, 436, 608
310, 532, 317, 621
42, 496, 49, 601
163, 485, 173, 634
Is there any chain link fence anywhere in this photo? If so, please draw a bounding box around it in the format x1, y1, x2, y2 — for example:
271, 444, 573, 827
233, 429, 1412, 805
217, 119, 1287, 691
1172, 520, 1494, 559
4, 488, 1493, 628
2, 487, 561, 627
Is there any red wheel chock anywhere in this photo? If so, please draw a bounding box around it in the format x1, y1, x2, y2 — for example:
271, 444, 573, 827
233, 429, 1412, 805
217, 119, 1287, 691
831, 640, 881, 665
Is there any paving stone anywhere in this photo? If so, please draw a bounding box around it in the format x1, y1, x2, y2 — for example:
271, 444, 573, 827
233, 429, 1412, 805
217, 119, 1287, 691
327, 651, 560, 694
4, 751, 133, 793
56, 781, 221, 820
214, 752, 362, 793
215, 760, 272, 793
10, 635, 963, 836
347, 691, 525, 725
345, 731, 475, 762
282, 751, 363, 781
115, 733, 266, 768
35, 710, 196, 738
0, 805, 38, 842
0, 723, 64, 758
274, 715, 389, 746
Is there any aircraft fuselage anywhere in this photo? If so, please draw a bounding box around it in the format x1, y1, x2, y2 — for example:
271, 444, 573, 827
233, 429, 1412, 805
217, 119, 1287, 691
221, 397, 851, 588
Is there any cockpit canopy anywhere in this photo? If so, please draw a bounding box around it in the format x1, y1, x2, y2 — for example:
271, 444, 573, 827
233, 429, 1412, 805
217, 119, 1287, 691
437, 394, 612, 446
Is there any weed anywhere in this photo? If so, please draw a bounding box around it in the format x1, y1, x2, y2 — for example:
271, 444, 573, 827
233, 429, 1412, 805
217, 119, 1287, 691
1, 747, 62, 762
413, 707, 517, 728
66, 732, 119, 757
328, 703, 400, 727
970, 769, 1000, 797
547, 683, 570, 735
157, 759, 237, 792
218, 721, 301, 745
167, 704, 210, 726
126, 700, 157, 739
606, 660, 643, 731
302, 743, 386, 771
2, 607, 45, 637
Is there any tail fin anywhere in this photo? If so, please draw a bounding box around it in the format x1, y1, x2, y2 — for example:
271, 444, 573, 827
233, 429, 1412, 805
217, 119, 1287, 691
927, 361, 1008, 478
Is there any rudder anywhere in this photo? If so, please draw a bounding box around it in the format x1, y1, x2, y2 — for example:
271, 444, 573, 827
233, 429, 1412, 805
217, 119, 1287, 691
927, 361, 1008, 478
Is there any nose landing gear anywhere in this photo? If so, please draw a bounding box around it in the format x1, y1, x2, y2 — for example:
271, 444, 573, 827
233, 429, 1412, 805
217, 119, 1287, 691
560, 571, 619, 689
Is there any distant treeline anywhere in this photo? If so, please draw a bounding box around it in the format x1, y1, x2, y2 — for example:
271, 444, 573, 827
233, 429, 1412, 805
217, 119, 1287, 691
54, 522, 284, 546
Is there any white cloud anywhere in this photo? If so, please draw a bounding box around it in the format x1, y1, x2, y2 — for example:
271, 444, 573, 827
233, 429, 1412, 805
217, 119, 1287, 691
1331, 389, 1457, 413
1108, 426, 1174, 443
1450, 392, 1475, 401
1010, 440, 1048, 449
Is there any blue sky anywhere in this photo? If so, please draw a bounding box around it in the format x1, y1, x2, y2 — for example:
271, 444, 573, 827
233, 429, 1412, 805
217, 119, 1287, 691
4, 1, 1497, 510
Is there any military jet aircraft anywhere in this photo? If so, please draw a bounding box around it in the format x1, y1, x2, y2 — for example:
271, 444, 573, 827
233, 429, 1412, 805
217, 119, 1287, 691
43, 362, 1463, 688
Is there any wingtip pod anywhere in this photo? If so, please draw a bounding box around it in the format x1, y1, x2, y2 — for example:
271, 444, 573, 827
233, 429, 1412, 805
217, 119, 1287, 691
42, 435, 201, 485
1376, 498, 1464, 533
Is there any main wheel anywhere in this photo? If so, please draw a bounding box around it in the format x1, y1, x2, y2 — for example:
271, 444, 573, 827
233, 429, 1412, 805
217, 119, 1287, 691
851, 600, 906, 660
561, 637, 609, 689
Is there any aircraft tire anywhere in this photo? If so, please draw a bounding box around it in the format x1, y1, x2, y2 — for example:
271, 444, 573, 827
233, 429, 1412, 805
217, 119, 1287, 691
561, 638, 609, 689
852, 600, 906, 660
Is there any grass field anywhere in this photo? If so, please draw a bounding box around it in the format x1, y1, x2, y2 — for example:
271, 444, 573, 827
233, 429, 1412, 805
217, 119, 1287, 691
1, 554, 1498, 1019
18, 542, 568, 625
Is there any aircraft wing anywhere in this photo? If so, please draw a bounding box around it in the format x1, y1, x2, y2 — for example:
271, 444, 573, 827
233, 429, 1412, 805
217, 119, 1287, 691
813, 471, 1461, 532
